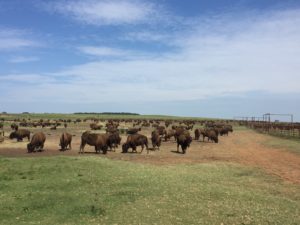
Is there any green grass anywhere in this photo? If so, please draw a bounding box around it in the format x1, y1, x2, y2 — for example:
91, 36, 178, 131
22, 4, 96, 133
0, 157, 299, 225
262, 136, 300, 155
0, 113, 219, 121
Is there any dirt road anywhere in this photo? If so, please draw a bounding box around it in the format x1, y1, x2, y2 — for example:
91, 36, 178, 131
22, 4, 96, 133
1, 129, 300, 184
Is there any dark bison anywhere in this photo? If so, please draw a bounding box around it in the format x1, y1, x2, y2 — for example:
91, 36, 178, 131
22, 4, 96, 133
174, 127, 185, 140
220, 125, 233, 135
0, 123, 3, 136
151, 130, 161, 150
90, 123, 102, 130
122, 134, 149, 154
177, 131, 192, 154
79, 131, 108, 154
59, 132, 72, 151
164, 129, 176, 141
107, 132, 121, 151
156, 126, 166, 137
201, 129, 218, 143
27, 132, 46, 153
194, 129, 200, 140
126, 127, 141, 135
9, 129, 30, 141
11, 123, 18, 130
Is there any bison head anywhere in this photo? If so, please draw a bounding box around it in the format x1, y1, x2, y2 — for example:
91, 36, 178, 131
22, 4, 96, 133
9, 131, 17, 139
27, 143, 34, 153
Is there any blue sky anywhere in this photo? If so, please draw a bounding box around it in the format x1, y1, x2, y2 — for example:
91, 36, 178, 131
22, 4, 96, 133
0, 0, 300, 121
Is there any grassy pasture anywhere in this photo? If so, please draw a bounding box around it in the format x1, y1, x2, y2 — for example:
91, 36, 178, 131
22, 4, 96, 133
0, 156, 299, 225
0, 113, 218, 121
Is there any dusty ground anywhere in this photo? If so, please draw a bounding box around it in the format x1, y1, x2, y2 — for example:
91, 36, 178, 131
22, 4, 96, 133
1, 124, 300, 184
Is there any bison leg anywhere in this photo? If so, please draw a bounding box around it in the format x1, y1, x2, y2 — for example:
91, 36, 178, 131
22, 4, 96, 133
79, 142, 86, 154
177, 143, 179, 152
140, 145, 144, 153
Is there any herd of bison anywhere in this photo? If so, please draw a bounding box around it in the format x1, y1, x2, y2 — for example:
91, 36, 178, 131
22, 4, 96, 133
0, 118, 234, 155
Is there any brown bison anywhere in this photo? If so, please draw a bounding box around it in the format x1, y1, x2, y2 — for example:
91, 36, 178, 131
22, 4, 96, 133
174, 127, 185, 140
122, 134, 149, 154
201, 129, 218, 143
9, 129, 30, 141
79, 131, 108, 154
27, 132, 46, 153
11, 123, 18, 130
156, 126, 166, 136
59, 132, 72, 151
177, 131, 192, 154
126, 127, 141, 135
90, 123, 102, 130
164, 129, 176, 141
194, 129, 200, 140
151, 130, 161, 150
107, 132, 121, 151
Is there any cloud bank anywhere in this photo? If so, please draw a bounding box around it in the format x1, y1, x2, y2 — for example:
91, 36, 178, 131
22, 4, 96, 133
1, 3, 300, 118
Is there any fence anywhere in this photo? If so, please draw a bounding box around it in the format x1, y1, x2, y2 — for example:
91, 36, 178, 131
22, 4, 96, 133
238, 121, 300, 138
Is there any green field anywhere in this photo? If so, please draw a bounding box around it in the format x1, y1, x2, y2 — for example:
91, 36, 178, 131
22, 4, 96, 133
0, 156, 299, 225
0, 113, 219, 121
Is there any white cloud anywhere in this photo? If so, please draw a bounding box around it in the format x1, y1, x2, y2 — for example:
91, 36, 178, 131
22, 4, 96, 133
78, 46, 127, 57
8, 56, 40, 63
46, 0, 160, 26
123, 31, 171, 43
0, 74, 55, 84
0, 28, 40, 51
1, 8, 300, 105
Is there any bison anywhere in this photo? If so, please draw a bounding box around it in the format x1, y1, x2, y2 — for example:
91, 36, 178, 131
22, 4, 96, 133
107, 132, 121, 151
201, 129, 218, 143
90, 123, 102, 130
177, 131, 192, 154
122, 134, 149, 154
11, 123, 18, 131
9, 129, 30, 141
27, 132, 46, 153
79, 131, 108, 154
59, 132, 72, 151
126, 127, 141, 135
194, 129, 200, 140
164, 129, 176, 141
151, 130, 161, 150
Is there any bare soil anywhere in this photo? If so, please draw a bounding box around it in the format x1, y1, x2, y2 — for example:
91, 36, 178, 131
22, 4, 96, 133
1, 125, 300, 184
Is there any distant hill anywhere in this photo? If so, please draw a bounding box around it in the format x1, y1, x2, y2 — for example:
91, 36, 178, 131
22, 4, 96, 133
73, 112, 140, 115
